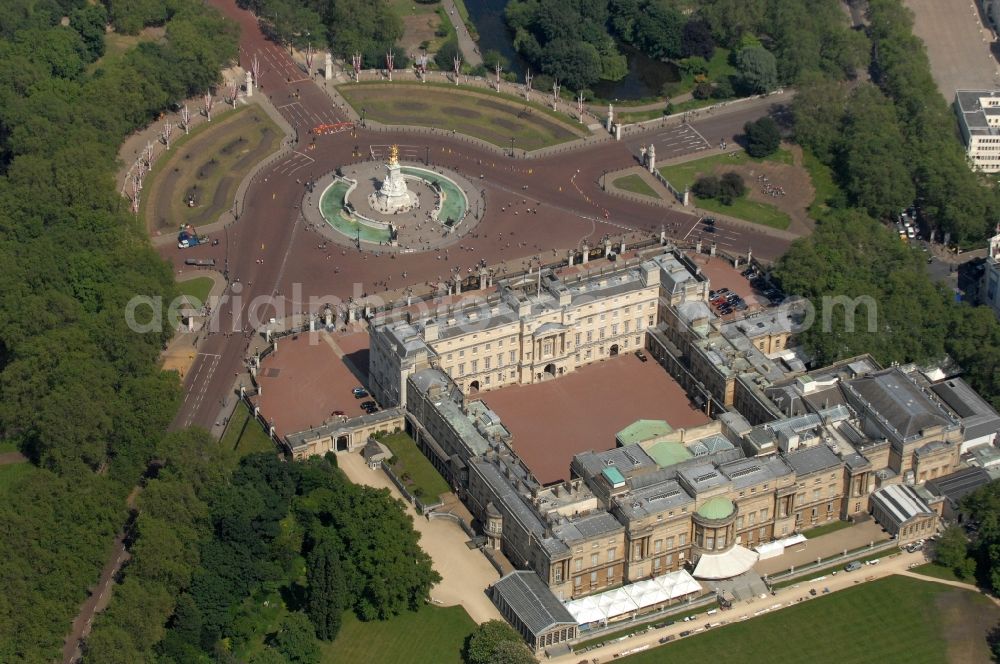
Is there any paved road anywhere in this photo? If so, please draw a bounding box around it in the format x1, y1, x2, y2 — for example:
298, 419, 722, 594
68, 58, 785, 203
170, 0, 793, 433
443, 0, 482, 67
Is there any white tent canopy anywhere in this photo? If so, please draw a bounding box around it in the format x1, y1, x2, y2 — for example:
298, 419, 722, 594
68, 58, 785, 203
693, 545, 759, 579
564, 570, 703, 626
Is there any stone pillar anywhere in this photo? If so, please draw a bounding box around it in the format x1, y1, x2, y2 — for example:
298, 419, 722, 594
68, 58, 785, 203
479, 268, 488, 290
695, 239, 702, 254
254, 406, 260, 417
245, 70, 253, 97
710, 242, 717, 257
582, 243, 589, 264
453, 273, 462, 295
682, 189, 690, 207
747, 247, 753, 264
614, 123, 622, 141
309, 318, 316, 332
324, 52, 333, 80
620, 236, 627, 253
606, 104, 614, 133
660, 229, 667, 244
567, 249, 575, 266
604, 239, 612, 256
240, 385, 246, 398
647, 144, 656, 173
324, 307, 333, 327
250, 365, 257, 378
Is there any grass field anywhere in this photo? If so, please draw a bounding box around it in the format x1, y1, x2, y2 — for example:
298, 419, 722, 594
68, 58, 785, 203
910, 562, 971, 584
178, 276, 214, 304
658, 149, 794, 192
623, 575, 994, 664
339, 82, 587, 151
694, 195, 791, 230
380, 432, 451, 501
320, 604, 476, 664
803, 519, 853, 539
221, 402, 278, 457
143, 104, 282, 234
0, 440, 19, 454
659, 149, 794, 229
612, 174, 660, 199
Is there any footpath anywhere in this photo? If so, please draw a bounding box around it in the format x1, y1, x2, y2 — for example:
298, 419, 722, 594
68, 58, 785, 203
442, 0, 482, 67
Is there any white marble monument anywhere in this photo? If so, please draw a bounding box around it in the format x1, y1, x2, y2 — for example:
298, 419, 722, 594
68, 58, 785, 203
368, 145, 418, 213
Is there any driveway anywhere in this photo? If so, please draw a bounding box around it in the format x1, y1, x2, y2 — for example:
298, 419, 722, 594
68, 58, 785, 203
336, 450, 501, 623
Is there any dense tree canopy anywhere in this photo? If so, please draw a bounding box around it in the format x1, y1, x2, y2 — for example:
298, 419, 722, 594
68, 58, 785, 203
506, 0, 861, 93
0, 2, 237, 660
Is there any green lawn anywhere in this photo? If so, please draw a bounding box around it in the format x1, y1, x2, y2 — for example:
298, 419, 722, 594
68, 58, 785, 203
380, 432, 451, 501
623, 576, 984, 664
221, 402, 277, 457
618, 108, 669, 123
321, 604, 476, 664
178, 276, 214, 304
339, 82, 587, 151
658, 149, 793, 229
0, 440, 19, 454
694, 196, 791, 230
803, 519, 853, 539
143, 104, 282, 234
658, 149, 794, 192
612, 174, 661, 199
910, 562, 972, 585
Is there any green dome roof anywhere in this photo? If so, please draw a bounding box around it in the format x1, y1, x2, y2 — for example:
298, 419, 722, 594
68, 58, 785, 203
697, 497, 735, 520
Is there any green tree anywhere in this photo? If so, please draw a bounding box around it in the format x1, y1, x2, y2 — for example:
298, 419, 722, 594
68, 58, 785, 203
681, 18, 715, 60
935, 525, 973, 577
273, 611, 321, 664
743, 117, 781, 157
465, 620, 537, 664
306, 539, 347, 640
735, 45, 778, 94
435, 38, 461, 71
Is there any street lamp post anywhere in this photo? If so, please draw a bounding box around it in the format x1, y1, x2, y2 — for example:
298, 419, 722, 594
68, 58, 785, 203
425, 145, 430, 166
509, 136, 515, 158
361, 107, 366, 128
602, 169, 607, 191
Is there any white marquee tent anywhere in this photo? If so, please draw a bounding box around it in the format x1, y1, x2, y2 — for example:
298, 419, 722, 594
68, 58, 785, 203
564, 570, 703, 627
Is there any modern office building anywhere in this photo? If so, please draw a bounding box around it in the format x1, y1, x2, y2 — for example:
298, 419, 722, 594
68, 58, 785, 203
955, 90, 1000, 172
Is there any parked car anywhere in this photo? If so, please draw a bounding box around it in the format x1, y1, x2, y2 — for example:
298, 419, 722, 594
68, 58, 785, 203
361, 400, 378, 412
844, 561, 863, 572
658, 635, 675, 644
703, 216, 716, 225
352, 387, 368, 398
809, 588, 817, 596
679, 630, 693, 637
635, 350, 648, 362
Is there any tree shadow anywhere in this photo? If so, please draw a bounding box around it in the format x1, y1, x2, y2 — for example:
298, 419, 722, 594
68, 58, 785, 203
279, 582, 308, 612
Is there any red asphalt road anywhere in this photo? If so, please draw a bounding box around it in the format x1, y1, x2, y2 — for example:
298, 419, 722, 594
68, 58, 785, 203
169, 0, 793, 431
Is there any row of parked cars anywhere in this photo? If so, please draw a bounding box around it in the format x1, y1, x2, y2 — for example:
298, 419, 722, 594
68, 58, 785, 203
352, 387, 379, 414
709, 287, 747, 315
